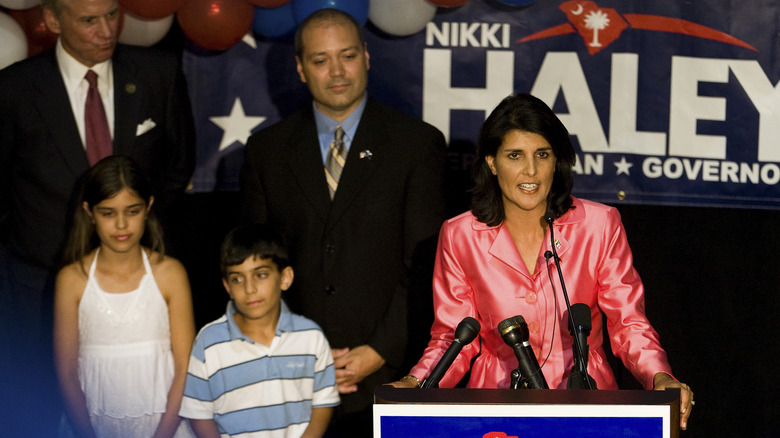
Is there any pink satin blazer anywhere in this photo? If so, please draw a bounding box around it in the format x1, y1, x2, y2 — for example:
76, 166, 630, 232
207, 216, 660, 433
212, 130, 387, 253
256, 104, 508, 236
410, 197, 673, 390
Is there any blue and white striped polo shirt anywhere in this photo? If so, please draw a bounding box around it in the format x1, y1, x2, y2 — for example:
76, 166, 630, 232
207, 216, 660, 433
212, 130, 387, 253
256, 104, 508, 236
180, 300, 340, 437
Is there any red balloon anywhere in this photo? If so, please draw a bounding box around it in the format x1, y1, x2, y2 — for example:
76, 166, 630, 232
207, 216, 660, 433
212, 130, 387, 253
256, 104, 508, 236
246, 0, 291, 7
7, 6, 57, 56
428, 0, 470, 6
177, 0, 254, 51
119, 0, 186, 20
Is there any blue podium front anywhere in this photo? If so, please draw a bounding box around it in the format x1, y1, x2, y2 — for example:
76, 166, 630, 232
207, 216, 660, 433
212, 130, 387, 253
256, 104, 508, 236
373, 386, 679, 438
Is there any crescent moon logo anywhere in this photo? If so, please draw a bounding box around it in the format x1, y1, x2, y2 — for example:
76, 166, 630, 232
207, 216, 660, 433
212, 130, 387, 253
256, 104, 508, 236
572, 4, 584, 15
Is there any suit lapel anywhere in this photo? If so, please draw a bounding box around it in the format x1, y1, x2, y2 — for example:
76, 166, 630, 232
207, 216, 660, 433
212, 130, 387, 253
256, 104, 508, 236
327, 100, 382, 224
488, 225, 531, 278
488, 219, 573, 278
112, 48, 141, 155
284, 111, 332, 222
33, 51, 89, 176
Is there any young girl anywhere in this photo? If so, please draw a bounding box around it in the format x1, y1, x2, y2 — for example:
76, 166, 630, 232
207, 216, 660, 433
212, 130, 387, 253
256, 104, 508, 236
54, 155, 195, 438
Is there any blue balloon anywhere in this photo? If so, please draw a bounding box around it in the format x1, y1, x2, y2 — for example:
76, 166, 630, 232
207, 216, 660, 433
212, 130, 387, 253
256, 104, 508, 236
253, 3, 297, 40
292, 0, 369, 26
497, 0, 536, 5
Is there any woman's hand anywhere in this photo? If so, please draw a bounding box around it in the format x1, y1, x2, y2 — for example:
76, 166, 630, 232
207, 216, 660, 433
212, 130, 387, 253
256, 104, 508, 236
386, 375, 421, 388
653, 372, 694, 430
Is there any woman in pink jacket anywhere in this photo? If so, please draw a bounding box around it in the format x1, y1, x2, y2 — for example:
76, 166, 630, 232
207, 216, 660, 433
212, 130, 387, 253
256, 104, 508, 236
391, 94, 694, 430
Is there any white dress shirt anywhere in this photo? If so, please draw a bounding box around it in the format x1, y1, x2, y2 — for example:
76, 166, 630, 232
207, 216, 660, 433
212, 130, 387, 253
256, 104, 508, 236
55, 39, 115, 148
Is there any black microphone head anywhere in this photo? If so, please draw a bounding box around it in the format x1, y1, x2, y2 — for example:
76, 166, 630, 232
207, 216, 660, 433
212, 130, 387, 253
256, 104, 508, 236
544, 210, 555, 224
454, 317, 481, 345
497, 315, 521, 334
544, 250, 553, 260
569, 303, 592, 332
498, 315, 529, 346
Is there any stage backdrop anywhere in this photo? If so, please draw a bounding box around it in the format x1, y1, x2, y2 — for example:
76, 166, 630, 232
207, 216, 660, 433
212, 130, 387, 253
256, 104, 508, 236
182, 0, 780, 210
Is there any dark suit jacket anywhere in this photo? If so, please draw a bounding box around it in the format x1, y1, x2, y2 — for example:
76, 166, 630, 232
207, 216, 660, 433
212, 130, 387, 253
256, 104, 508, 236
240, 97, 447, 411
0, 44, 195, 273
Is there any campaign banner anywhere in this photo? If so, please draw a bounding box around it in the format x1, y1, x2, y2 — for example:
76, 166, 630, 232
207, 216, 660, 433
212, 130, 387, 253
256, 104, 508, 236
183, 0, 780, 209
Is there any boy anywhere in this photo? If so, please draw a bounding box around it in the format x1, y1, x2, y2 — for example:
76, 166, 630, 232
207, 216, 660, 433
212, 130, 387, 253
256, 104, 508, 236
180, 224, 339, 437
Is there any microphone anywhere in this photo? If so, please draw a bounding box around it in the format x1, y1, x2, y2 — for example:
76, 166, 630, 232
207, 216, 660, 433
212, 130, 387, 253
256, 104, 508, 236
566, 303, 597, 389
544, 210, 556, 226
498, 315, 549, 389
420, 317, 480, 388
545, 212, 595, 389
569, 303, 592, 362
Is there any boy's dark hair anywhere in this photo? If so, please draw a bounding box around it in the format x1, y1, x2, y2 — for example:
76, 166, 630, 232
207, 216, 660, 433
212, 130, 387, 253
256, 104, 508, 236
220, 224, 290, 277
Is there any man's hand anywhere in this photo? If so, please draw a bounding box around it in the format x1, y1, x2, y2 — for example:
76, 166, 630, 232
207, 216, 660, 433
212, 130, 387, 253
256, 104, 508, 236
331, 345, 386, 394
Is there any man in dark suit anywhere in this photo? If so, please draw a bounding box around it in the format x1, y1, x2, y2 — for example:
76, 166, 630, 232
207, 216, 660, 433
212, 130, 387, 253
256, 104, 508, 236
0, 0, 195, 435
240, 8, 446, 436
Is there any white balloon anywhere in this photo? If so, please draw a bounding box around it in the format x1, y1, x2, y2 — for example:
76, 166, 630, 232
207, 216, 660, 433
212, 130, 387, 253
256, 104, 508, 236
118, 12, 173, 47
0, 11, 28, 70
369, 0, 437, 37
0, 0, 40, 9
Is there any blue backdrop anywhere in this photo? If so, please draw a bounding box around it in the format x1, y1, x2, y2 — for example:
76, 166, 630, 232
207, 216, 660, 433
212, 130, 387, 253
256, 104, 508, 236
183, 0, 780, 209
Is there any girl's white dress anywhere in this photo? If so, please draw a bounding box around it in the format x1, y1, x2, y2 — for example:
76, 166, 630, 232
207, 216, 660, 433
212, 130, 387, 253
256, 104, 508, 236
75, 249, 193, 437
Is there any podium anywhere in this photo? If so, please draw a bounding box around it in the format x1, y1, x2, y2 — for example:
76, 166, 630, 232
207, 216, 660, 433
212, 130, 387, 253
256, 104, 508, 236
374, 385, 680, 438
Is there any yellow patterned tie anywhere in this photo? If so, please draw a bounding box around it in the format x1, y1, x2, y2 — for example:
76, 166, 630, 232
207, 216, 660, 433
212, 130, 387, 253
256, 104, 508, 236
324, 126, 346, 199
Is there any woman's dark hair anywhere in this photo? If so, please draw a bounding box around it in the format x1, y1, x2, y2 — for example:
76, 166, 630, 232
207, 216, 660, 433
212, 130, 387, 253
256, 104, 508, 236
64, 155, 164, 269
470, 93, 576, 226
220, 224, 291, 278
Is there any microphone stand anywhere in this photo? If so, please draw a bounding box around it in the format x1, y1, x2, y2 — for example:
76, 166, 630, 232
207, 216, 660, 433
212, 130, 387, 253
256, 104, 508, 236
510, 369, 537, 389
546, 214, 595, 389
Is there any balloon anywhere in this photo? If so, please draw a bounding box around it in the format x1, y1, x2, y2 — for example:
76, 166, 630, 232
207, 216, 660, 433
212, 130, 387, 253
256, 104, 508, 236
118, 0, 186, 20
427, 0, 469, 6
252, 3, 297, 40
7, 6, 57, 56
248, 0, 292, 7
368, 0, 435, 37
0, 0, 39, 10
177, 0, 254, 51
292, 0, 369, 26
496, 0, 535, 5
118, 11, 173, 46
0, 11, 28, 69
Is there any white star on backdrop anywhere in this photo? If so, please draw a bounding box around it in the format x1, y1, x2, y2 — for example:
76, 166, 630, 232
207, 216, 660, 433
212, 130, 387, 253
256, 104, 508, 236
210, 98, 266, 151
614, 156, 634, 175
242, 33, 257, 49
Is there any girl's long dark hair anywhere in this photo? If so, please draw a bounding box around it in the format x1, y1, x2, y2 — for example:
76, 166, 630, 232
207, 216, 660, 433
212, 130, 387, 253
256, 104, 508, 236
471, 94, 576, 226
63, 155, 164, 271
